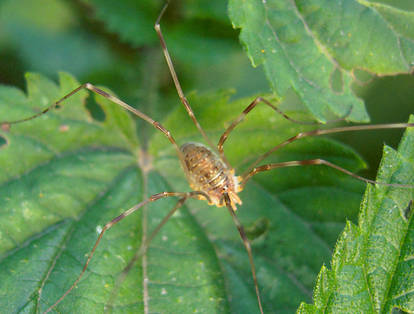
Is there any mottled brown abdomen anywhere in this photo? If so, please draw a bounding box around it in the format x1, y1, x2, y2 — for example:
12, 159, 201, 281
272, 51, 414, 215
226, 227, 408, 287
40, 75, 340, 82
180, 142, 241, 208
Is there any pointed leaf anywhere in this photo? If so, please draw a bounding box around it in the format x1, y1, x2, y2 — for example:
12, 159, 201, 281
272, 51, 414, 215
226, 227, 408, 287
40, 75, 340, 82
299, 116, 414, 313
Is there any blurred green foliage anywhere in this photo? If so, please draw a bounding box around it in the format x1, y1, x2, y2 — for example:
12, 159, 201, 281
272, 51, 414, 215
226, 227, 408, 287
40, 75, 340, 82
0, 0, 271, 155
0, 0, 413, 176
0, 0, 267, 111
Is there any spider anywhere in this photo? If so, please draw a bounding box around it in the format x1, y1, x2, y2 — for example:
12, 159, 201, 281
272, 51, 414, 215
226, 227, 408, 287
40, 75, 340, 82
1, 3, 413, 314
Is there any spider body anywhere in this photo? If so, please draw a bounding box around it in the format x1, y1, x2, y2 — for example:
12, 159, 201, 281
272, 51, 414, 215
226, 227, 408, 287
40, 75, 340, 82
181, 142, 242, 209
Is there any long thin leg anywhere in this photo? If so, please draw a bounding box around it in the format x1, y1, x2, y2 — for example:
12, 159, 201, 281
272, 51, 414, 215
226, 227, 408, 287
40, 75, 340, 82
104, 196, 189, 313
241, 159, 414, 190
0, 83, 189, 170
43, 191, 209, 313
154, 3, 215, 150
217, 96, 352, 165
224, 193, 264, 314
243, 122, 414, 178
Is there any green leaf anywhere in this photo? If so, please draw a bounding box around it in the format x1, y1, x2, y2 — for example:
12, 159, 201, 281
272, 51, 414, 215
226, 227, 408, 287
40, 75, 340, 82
298, 116, 414, 313
0, 73, 227, 312
78, 0, 240, 75
80, 0, 230, 47
228, 0, 414, 122
0, 72, 371, 312
80, 0, 162, 47
150, 90, 369, 311
0, 0, 115, 79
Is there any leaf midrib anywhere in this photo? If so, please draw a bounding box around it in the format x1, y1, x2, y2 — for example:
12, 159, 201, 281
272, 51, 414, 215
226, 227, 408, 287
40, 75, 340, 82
10, 165, 139, 311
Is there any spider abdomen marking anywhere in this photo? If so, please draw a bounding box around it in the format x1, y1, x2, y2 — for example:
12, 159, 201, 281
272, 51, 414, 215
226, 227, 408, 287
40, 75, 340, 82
180, 142, 242, 209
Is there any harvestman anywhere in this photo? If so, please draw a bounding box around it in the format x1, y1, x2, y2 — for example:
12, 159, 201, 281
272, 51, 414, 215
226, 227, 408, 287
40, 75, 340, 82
2, 4, 414, 314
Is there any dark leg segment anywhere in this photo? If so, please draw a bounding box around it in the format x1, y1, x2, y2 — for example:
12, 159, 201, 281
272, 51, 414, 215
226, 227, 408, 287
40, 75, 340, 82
154, 3, 215, 149
0, 82, 188, 167
1, 84, 85, 127
217, 96, 352, 166
224, 193, 264, 314
104, 196, 190, 312
241, 159, 414, 190
244, 122, 414, 177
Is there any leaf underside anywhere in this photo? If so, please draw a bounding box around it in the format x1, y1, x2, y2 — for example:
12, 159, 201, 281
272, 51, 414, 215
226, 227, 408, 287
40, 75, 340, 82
76, 0, 414, 124
229, 0, 414, 123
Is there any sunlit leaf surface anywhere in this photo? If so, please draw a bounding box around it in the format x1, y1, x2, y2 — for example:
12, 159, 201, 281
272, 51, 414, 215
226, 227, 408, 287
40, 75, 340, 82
0, 73, 369, 312
298, 116, 414, 313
